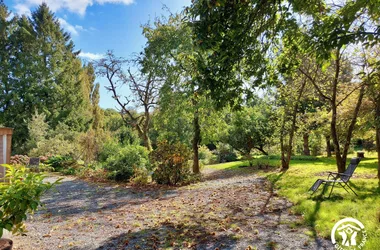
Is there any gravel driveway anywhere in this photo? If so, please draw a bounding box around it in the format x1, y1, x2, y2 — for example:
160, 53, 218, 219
11, 168, 333, 250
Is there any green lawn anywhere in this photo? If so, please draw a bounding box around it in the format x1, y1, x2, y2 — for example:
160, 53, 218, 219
207, 154, 380, 250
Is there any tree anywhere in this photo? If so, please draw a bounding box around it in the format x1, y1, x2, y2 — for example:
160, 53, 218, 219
223, 100, 275, 157
96, 51, 160, 151
277, 76, 307, 170
360, 45, 380, 182
0, 3, 94, 152
187, 0, 380, 172
142, 14, 222, 174
298, 52, 366, 173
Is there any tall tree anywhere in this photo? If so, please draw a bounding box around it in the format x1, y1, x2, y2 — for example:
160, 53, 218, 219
361, 45, 380, 183
0, 3, 94, 152
298, 52, 366, 173
96, 51, 160, 151
142, 14, 221, 174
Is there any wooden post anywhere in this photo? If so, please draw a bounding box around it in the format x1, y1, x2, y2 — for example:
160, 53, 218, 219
0, 127, 13, 178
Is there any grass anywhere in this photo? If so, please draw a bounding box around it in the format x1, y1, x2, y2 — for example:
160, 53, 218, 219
207, 153, 380, 250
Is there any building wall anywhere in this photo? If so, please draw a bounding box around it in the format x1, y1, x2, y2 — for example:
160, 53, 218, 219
0, 128, 13, 178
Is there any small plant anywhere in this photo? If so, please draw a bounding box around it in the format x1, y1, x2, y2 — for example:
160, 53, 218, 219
0, 165, 58, 237
150, 141, 192, 185
130, 166, 150, 185
105, 145, 150, 181
45, 155, 76, 171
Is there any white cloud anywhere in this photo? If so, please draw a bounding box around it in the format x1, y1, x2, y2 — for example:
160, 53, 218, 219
14, 3, 31, 16
75, 25, 87, 31
57, 18, 79, 36
14, 0, 134, 16
79, 52, 104, 60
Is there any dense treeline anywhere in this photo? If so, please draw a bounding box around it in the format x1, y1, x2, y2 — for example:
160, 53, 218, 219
0, 2, 101, 153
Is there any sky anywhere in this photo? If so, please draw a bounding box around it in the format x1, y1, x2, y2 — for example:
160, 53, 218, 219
4, 0, 192, 109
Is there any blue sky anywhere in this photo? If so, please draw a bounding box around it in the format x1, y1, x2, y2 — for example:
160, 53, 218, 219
4, 0, 191, 109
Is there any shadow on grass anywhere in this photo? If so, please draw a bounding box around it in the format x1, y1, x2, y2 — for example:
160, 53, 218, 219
204, 164, 279, 182
260, 171, 285, 214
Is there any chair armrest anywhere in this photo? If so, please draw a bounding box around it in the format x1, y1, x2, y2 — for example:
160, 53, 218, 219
336, 173, 351, 177
327, 171, 339, 175
327, 171, 339, 180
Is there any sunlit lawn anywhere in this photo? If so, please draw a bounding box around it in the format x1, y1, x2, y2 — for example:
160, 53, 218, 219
207, 154, 380, 250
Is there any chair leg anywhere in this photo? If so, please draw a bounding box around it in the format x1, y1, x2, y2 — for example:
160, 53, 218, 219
345, 182, 358, 196
321, 182, 328, 196
339, 183, 351, 194
328, 182, 336, 198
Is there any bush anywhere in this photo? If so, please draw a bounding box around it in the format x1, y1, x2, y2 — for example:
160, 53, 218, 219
150, 141, 192, 185
105, 145, 150, 181
130, 167, 150, 185
215, 143, 237, 163
77, 163, 108, 182
98, 141, 122, 163
198, 145, 216, 165
0, 165, 57, 237
45, 155, 80, 174
10, 155, 30, 166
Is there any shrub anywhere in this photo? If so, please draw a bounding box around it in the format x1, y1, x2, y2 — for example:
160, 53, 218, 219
130, 166, 150, 185
198, 145, 216, 165
98, 141, 122, 163
0, 165, 57, 237
10, 155, 30, 166
150, 141, 192, 185
45, 155, 71, 170
77, 163, 108, 182
215, 143, 237, 163
29, 163, 54, 173
105, 145, 150, 181
78, 130, 112, 165
45, 155, 80, 174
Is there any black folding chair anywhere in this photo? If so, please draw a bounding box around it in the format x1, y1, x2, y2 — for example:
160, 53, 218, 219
309, 157, 360, 198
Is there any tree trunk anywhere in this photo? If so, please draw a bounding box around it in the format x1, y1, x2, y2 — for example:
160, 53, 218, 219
303, 133, 310, 156
375, 99, 380, 183
143, 133, 152, 151
192, 107, 201, 174
331, 84, 365, 173
143, 107, 153, 151
280, 114, 288, 170
326, 135, 332, 157
281, 80, 306, 171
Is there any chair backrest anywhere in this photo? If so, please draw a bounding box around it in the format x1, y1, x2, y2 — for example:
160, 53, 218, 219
28, 157, 40, 167
341, 157, 360, 182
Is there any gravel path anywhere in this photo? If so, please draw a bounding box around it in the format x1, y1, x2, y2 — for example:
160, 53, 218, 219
11, 168, 333, 250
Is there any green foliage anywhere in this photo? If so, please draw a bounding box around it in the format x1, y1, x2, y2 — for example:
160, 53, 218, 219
130, 167, 150, 185
150, 141, 192, 185
105, 145, 150, 181
0, 3, 96, 153
215, 143, 237, 163
223, 102, 275, 156
45, 155, 76, 172
198, 145, 216, 165
78, 129, 111, 164
209, 155, 380, 249
98, 140, 122, 163
27, 113, 79, 157
0, 165, 57, 237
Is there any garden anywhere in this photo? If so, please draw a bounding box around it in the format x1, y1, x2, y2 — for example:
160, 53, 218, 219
0, 0, 380, 250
